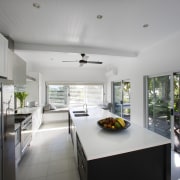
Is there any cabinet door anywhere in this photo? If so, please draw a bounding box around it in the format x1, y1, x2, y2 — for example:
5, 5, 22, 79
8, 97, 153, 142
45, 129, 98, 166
26, 72, 42, 106
0, 33, 8, 77
32, 108, 42, 139
77, 135, 87, 180
7, 49, 14, 80
13, 53, 26, 85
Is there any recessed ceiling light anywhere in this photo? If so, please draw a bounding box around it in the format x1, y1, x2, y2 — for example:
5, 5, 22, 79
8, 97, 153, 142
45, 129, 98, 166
97, 15, 103, 19
143, 24, 149, 28
33, 2, 40, 9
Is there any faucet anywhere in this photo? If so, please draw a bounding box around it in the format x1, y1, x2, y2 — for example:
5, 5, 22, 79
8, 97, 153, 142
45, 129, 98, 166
83, 104, 88, 113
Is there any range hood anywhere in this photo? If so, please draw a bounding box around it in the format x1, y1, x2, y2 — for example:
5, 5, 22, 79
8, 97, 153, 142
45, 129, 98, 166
26, 75, 36, 82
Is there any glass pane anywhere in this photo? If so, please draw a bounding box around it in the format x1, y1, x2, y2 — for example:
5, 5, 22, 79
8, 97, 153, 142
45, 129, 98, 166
47, 83, 104, 107
148, 76, 171, 139
122, 81, 131, 120
48, 85, 68, 107
174, 74, 180, 152
69, 85, 85, 105
86, 85, 103, 105
113, 82, 122, 116
112, 81, 131, 120
69, 85, 103, 106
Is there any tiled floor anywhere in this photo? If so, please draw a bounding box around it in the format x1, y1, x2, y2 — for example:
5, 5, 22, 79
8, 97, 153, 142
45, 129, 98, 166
16, 122, 80, 180
171, 151, 180, 180
16, 122, 180, 180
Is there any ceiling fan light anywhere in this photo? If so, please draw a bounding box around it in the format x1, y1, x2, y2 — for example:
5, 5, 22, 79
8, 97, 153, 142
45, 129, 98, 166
33, 2, 40, 8
143, 24, 149, 28
97, 15, 103, 19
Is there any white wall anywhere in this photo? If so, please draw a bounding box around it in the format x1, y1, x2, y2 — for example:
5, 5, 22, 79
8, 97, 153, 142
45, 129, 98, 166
40, 67, 106, 82
26, 32, 180, 127
106, 32, 180, 127
27, 66, 106, 105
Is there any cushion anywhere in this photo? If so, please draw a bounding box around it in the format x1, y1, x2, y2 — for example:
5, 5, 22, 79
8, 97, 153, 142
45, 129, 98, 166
50, 104, 56, 110
43, 104, 57, 111
43, 104, 51, 111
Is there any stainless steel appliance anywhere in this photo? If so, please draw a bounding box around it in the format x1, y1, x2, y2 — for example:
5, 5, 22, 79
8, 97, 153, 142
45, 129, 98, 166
0, 78, 15, 180
14, 123, 21, 166
20, 114, 32, 155
14, 113, 32, 163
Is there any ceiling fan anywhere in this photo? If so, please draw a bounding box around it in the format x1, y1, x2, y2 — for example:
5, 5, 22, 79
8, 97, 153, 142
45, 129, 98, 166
62, 53, 103, 66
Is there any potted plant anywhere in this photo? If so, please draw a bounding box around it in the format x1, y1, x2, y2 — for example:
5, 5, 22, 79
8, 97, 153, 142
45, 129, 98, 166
15, 92, 28, 108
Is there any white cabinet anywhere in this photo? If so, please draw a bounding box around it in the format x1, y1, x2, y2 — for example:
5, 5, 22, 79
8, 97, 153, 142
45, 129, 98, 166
7, 49, 26, 85
7, 49, 14, 80
0, 33, 8, 78
26, 72, 42, 106
32, 107, 42, 139
13, 53, 26, 85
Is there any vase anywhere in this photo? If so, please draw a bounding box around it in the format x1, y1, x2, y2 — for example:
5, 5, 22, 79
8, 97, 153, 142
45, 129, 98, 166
20, 100, 25, 108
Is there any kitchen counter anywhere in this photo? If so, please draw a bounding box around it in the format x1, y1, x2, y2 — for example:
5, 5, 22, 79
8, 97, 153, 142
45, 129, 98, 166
69, 107, 171, 180
69, 107, 170, 160
16, 106, 41, 114
16, 106, 42, 139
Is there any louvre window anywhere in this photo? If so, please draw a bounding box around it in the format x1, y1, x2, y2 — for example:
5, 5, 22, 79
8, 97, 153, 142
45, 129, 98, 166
47, 85, 68, 107
47, 83, 104, 107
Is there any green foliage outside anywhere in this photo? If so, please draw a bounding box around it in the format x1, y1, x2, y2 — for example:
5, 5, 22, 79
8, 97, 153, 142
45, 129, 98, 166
148, 75, 180, 121
148, 76, 170, 120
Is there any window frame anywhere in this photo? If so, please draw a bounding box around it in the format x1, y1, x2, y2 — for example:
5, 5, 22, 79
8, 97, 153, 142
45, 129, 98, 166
46, 82, 105, 107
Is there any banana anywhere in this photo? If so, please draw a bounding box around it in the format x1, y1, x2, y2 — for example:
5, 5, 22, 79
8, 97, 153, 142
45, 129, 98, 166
117, 118, 126, 128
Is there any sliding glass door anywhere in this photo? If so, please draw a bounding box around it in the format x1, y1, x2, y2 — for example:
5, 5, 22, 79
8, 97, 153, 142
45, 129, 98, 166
146, 73, 180, 152
112, 80, 131, 120
146, 75, 171, 139
112, 81, 122, 116
174, 73, 180, 152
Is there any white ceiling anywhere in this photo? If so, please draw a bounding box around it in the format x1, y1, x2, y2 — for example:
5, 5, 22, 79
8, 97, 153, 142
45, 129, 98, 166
0, 0, 180, 69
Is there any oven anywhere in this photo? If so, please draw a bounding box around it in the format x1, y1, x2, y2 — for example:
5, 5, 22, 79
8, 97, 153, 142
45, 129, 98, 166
15, 125, 21, 146
21, 115, 32, 154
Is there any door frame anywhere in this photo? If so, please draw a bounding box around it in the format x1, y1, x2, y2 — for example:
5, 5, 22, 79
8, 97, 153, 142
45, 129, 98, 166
111, 79, 131, 119
144, 72, 175, 149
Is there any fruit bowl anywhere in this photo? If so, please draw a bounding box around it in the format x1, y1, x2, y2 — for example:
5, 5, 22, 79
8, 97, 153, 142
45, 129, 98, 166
97, 117, 131, 131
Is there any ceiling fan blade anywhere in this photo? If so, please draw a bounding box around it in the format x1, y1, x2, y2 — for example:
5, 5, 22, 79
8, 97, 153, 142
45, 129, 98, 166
86, 61, 103, 64
62, 60, 77, 62
79, 60, 87, 64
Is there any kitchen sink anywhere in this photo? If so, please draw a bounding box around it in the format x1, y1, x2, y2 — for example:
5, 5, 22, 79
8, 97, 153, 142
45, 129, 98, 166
74, 113, 89, 117
73, 110, 86, 113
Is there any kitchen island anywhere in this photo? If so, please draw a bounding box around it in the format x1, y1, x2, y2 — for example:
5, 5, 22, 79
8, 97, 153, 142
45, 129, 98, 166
69, 107, 171, 180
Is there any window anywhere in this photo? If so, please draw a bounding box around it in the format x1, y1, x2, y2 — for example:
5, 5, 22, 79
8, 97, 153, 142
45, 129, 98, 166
47, 85, 68, 107
47, 83, 104, 107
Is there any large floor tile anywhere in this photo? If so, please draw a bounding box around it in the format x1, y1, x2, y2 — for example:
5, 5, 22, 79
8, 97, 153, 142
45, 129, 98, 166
171, 151, 180, 180
46, 170, 80, 180
17, 122, 80, 180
